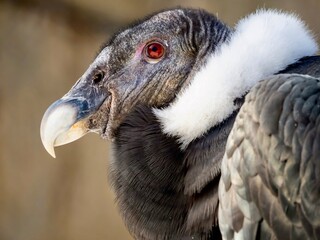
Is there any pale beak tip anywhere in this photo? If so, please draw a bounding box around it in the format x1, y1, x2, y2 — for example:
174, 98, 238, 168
40, 124, 56, 158
46, 145, 56, 158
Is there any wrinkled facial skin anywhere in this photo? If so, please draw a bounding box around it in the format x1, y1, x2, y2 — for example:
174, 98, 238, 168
86, 10, 202, 139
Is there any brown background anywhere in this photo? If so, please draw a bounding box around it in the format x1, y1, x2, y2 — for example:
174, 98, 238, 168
0, 0, 319, 239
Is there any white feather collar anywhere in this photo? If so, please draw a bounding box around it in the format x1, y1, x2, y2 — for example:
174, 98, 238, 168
154, 9, 318, 148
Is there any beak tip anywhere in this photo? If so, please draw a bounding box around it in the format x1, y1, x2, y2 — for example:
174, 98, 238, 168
46, 146, 56, 158
40, 129, 56, 158
50, 152, 57, 159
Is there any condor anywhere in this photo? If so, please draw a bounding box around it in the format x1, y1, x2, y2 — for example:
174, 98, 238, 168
41, 8, 320, 240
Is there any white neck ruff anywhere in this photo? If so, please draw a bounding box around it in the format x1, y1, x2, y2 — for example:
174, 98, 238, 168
154, 9, 318, 148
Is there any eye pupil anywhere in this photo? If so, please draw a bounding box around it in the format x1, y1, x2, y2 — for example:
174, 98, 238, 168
146, 42, 165, 60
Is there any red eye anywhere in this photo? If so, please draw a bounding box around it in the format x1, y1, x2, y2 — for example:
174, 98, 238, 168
144, 41, 165, 62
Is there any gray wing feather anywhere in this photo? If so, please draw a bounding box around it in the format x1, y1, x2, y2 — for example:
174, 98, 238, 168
219, 74, 320, 240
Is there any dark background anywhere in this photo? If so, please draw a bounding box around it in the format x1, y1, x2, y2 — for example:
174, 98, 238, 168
1, 0, 319, 239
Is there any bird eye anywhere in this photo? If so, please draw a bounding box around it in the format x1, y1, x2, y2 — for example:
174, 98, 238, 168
144, 41, 165, 63
93, 71, 105, 84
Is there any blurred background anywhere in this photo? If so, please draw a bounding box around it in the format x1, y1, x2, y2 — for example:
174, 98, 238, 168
0, 0, 319, 239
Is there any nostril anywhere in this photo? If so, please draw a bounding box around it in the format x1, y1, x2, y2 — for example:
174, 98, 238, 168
93, 72, 105, 84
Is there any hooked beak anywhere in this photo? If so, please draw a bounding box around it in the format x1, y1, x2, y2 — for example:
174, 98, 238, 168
40, 77, 109, 158
40, 98, 91, 158
41, 47, 113, 158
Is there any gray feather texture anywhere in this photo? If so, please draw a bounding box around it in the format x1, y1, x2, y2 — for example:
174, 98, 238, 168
219, 74, 320, 240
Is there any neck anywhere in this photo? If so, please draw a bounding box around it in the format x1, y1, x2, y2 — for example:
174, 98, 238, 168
110, 106, 189, 239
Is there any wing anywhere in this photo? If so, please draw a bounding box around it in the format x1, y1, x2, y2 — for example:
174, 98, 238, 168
219, 74, 320, 240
